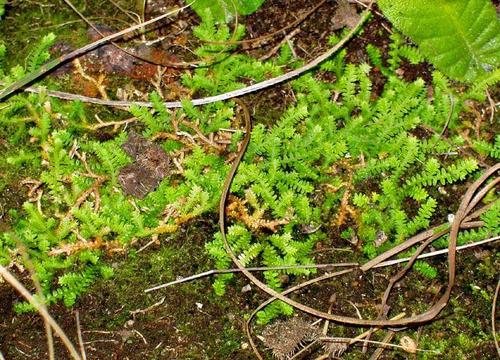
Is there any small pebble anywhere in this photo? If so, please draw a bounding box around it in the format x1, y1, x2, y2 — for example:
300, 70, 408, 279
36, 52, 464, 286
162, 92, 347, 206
125, 319, 134, 328
447, 213, 455, 223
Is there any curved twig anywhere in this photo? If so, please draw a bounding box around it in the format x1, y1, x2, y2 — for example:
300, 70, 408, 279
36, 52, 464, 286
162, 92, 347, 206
373, 235, 499, 268
218, 80, 500, 327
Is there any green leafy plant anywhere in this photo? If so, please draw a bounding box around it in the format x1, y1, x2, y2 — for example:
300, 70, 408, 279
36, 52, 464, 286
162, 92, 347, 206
0, 13, 498, 325
190, 0, 266, 23
378, 0, 500, 82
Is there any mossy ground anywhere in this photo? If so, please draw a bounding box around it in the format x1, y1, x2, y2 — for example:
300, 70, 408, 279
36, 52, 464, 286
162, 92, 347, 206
1, 233, 497, 358
0, 0, 499, 359
1, 218, 254, 359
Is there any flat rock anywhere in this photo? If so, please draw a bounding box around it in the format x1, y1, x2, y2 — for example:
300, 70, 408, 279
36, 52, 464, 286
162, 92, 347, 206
119, 132, 171, 199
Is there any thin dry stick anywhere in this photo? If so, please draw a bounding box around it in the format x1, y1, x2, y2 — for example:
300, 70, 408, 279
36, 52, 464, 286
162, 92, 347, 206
360, 219, 486, 272
290, 340, 319, 359
137, 236, 160, 253
130, 296, 166, 318
0, 265, 82, 360
75, 311, 87, 360
348, 313, 405, 345
8, 5, 370, 109
16, 241, 55, 360
463, 199, 498, 222
208, 0, 327, 47
45, 17, 132, 29
314, 313, 406, 360
493, 278, 500, 358
465, 177, 500, 215
86, 116, 138, 130
377, 230, 450, 321
145, 262, 358, 292
369, 331, 395, 360
318, 337, 436, 354
259, 27, 301, 61
109, 0, 140, 23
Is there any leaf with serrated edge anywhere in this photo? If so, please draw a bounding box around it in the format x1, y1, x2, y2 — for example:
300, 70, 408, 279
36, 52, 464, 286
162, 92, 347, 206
191, 0, 265, 23
378, 0, 500, 82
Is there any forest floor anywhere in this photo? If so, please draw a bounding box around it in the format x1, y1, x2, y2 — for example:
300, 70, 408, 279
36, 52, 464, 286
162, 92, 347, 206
0, 0, 499, 359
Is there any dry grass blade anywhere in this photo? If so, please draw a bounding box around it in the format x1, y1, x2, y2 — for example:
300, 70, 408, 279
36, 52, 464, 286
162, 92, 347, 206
361, 211, 491, 271
144, 262, 357, 292
0, 3, 193, 101
376, 230, 449, 320
8, 3, 371, 109
75, 310, 87, 360
18, 247, 55, 360
0, 265, 82, 360
318, 337, 437, 354
374, 235, 499, 268
465, 177, 500, 215
368, 331, 395, 360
